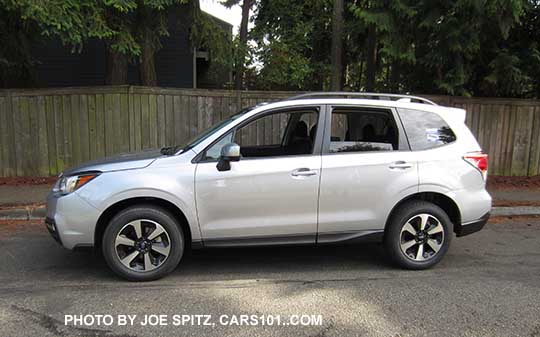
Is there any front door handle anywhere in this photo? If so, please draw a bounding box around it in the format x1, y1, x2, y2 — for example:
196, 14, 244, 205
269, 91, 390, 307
291, 168, 318, 177
389, 161, 413, 169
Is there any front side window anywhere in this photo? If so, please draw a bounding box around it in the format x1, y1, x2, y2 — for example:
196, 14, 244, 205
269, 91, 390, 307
397, 108, 456, 151
329, 108, 399, 153
204, 132, 234, 161
203, 108, 319, 160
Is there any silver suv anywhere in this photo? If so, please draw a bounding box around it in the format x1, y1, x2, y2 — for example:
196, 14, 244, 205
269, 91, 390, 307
46, 93, 491, 281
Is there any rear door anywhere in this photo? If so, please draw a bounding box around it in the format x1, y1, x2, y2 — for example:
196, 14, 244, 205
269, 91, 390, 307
317, 104, 419, 243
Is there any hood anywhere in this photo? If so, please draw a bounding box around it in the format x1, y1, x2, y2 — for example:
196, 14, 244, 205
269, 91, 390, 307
62, 149, 163, 176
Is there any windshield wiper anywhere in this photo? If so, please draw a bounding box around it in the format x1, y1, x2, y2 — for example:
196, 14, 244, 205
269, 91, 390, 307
160, 146, 182, 156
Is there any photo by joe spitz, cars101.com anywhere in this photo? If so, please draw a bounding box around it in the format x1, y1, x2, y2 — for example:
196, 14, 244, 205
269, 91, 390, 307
46, 92, 491, 281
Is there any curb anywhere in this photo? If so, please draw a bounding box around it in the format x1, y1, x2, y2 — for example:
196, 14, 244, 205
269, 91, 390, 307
1, 205, 540, 222
0, 205, 46, 221
491, 206, 540, 217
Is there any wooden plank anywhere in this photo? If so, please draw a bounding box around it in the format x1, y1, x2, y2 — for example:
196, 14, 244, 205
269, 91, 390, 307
492, 105, 506, 175
128, 90, 136, 151
496, 105, 510, 175
70, 95, 81, 166
197, 96, 205, 134
206, 96, 214, 130
189, 95, 198, 139
53, 96, 65, 172
119, 93, 130, 153
165, 95, 174, 146
112, 93, 122, 153
11, 97, 22, 176
132, 94, 142, 151
141, 94, 151, 149
95, 94, 106, 158
44, 96, 57, 175
26, 97, 39, 175
148, 94, 158, 148
104, 94, 114, 156
62, 95, 73, 168
510, 106, 534, 176
19, 97, 32, 175
88, 94, 97, 160
0, 97, 7, 176
36, 96, 49, 176
484, 104, 497, 173
503, 105, 517, 175
173, 95, 183, 144
79, 94, 90, 162
5, 94, 16, 176
528, 105, 540, 176
157, 94, 166, 147
477, 104, 488, 154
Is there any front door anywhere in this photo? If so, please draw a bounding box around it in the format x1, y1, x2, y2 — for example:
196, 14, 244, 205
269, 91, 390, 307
195, 106, 324, 246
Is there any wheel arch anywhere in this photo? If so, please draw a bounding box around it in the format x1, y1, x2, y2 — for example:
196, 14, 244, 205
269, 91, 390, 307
94, 197, 193, 250
385, 192, 462, 235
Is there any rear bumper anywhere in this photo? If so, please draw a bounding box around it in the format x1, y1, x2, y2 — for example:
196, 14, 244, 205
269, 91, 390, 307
456, 212, 490, 237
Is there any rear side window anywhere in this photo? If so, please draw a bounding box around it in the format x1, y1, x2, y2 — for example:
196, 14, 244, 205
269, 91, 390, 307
329, 107, 399, 153
398, 109, 456, 150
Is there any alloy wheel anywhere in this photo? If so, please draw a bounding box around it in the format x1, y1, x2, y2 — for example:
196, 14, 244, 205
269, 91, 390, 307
114, 219, 171, 272
399, 213, 445, 262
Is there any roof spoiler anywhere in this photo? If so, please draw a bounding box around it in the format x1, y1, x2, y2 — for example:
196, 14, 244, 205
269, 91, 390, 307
447, 108, 467, 123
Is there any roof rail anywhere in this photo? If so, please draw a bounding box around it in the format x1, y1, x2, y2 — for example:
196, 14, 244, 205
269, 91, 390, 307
287, 92, 437, 106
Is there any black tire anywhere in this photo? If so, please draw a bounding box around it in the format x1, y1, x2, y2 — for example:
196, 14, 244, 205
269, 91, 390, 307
102, 205, 184, 281
384, 200, 453, 270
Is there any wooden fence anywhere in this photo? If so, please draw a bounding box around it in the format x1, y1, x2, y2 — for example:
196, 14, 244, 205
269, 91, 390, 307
0, 86, 539, 176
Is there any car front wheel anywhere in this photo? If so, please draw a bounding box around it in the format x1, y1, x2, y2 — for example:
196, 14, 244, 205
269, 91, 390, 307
384, 201, 452, 270
102, 205, 184, 281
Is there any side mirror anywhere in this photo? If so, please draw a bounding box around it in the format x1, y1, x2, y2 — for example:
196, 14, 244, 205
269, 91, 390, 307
217, 143, 240, 171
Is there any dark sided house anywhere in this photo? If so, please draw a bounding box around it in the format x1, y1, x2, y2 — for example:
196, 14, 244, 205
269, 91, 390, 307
29, 11, 232, 89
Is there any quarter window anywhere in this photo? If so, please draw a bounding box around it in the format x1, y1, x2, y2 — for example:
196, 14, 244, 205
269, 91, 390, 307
397, 109, 456, 150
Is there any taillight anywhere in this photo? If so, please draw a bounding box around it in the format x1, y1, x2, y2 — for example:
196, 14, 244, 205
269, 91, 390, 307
463, 152, 488, 180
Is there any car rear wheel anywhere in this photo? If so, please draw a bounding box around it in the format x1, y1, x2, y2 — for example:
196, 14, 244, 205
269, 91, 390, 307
384, 201, 452, 270
102, 205, 184, 281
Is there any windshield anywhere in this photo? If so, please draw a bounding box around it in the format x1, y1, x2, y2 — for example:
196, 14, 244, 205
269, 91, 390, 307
160, 107, 253, 155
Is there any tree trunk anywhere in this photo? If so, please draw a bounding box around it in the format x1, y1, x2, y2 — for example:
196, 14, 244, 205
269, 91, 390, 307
389, 61, 400, 93
358, 59, 364, 91
105, 46, 128, 85
330, 0, 344, 91
140, 29, 157, 86
365, 23, 377, 91
235, 0, 252, 90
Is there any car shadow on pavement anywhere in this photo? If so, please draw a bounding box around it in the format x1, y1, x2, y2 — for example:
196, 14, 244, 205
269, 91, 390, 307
1, 225, 395, 284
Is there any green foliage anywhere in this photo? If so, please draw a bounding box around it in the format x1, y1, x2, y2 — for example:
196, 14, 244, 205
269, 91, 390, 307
0, 0, 235, 87
250, 0, 333, 90
248, 0, 537, 98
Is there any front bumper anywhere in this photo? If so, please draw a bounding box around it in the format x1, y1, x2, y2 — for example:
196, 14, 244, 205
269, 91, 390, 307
45, 191, 101, 249
456, 212, 490, 237
45, 217, 62, 245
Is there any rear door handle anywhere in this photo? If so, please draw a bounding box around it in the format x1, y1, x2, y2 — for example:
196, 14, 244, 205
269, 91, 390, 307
291, 168, 318, 177
389, 161, 413, 169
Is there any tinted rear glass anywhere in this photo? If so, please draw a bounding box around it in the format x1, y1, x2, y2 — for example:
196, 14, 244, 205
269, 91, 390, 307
398, 108, 456, 150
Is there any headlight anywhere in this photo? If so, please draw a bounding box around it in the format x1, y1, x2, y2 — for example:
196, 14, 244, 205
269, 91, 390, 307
53, 173, 99, 195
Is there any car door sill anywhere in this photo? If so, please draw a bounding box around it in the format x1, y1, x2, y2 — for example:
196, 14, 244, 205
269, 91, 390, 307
199, 230, 384, 248
202, 234, 316, 248
317, 230, 384, 244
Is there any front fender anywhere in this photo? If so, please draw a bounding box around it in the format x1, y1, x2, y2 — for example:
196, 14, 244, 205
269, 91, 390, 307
76, 165, 201, 241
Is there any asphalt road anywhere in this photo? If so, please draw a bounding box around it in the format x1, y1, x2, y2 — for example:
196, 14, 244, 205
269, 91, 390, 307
1, 218, 539, 337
